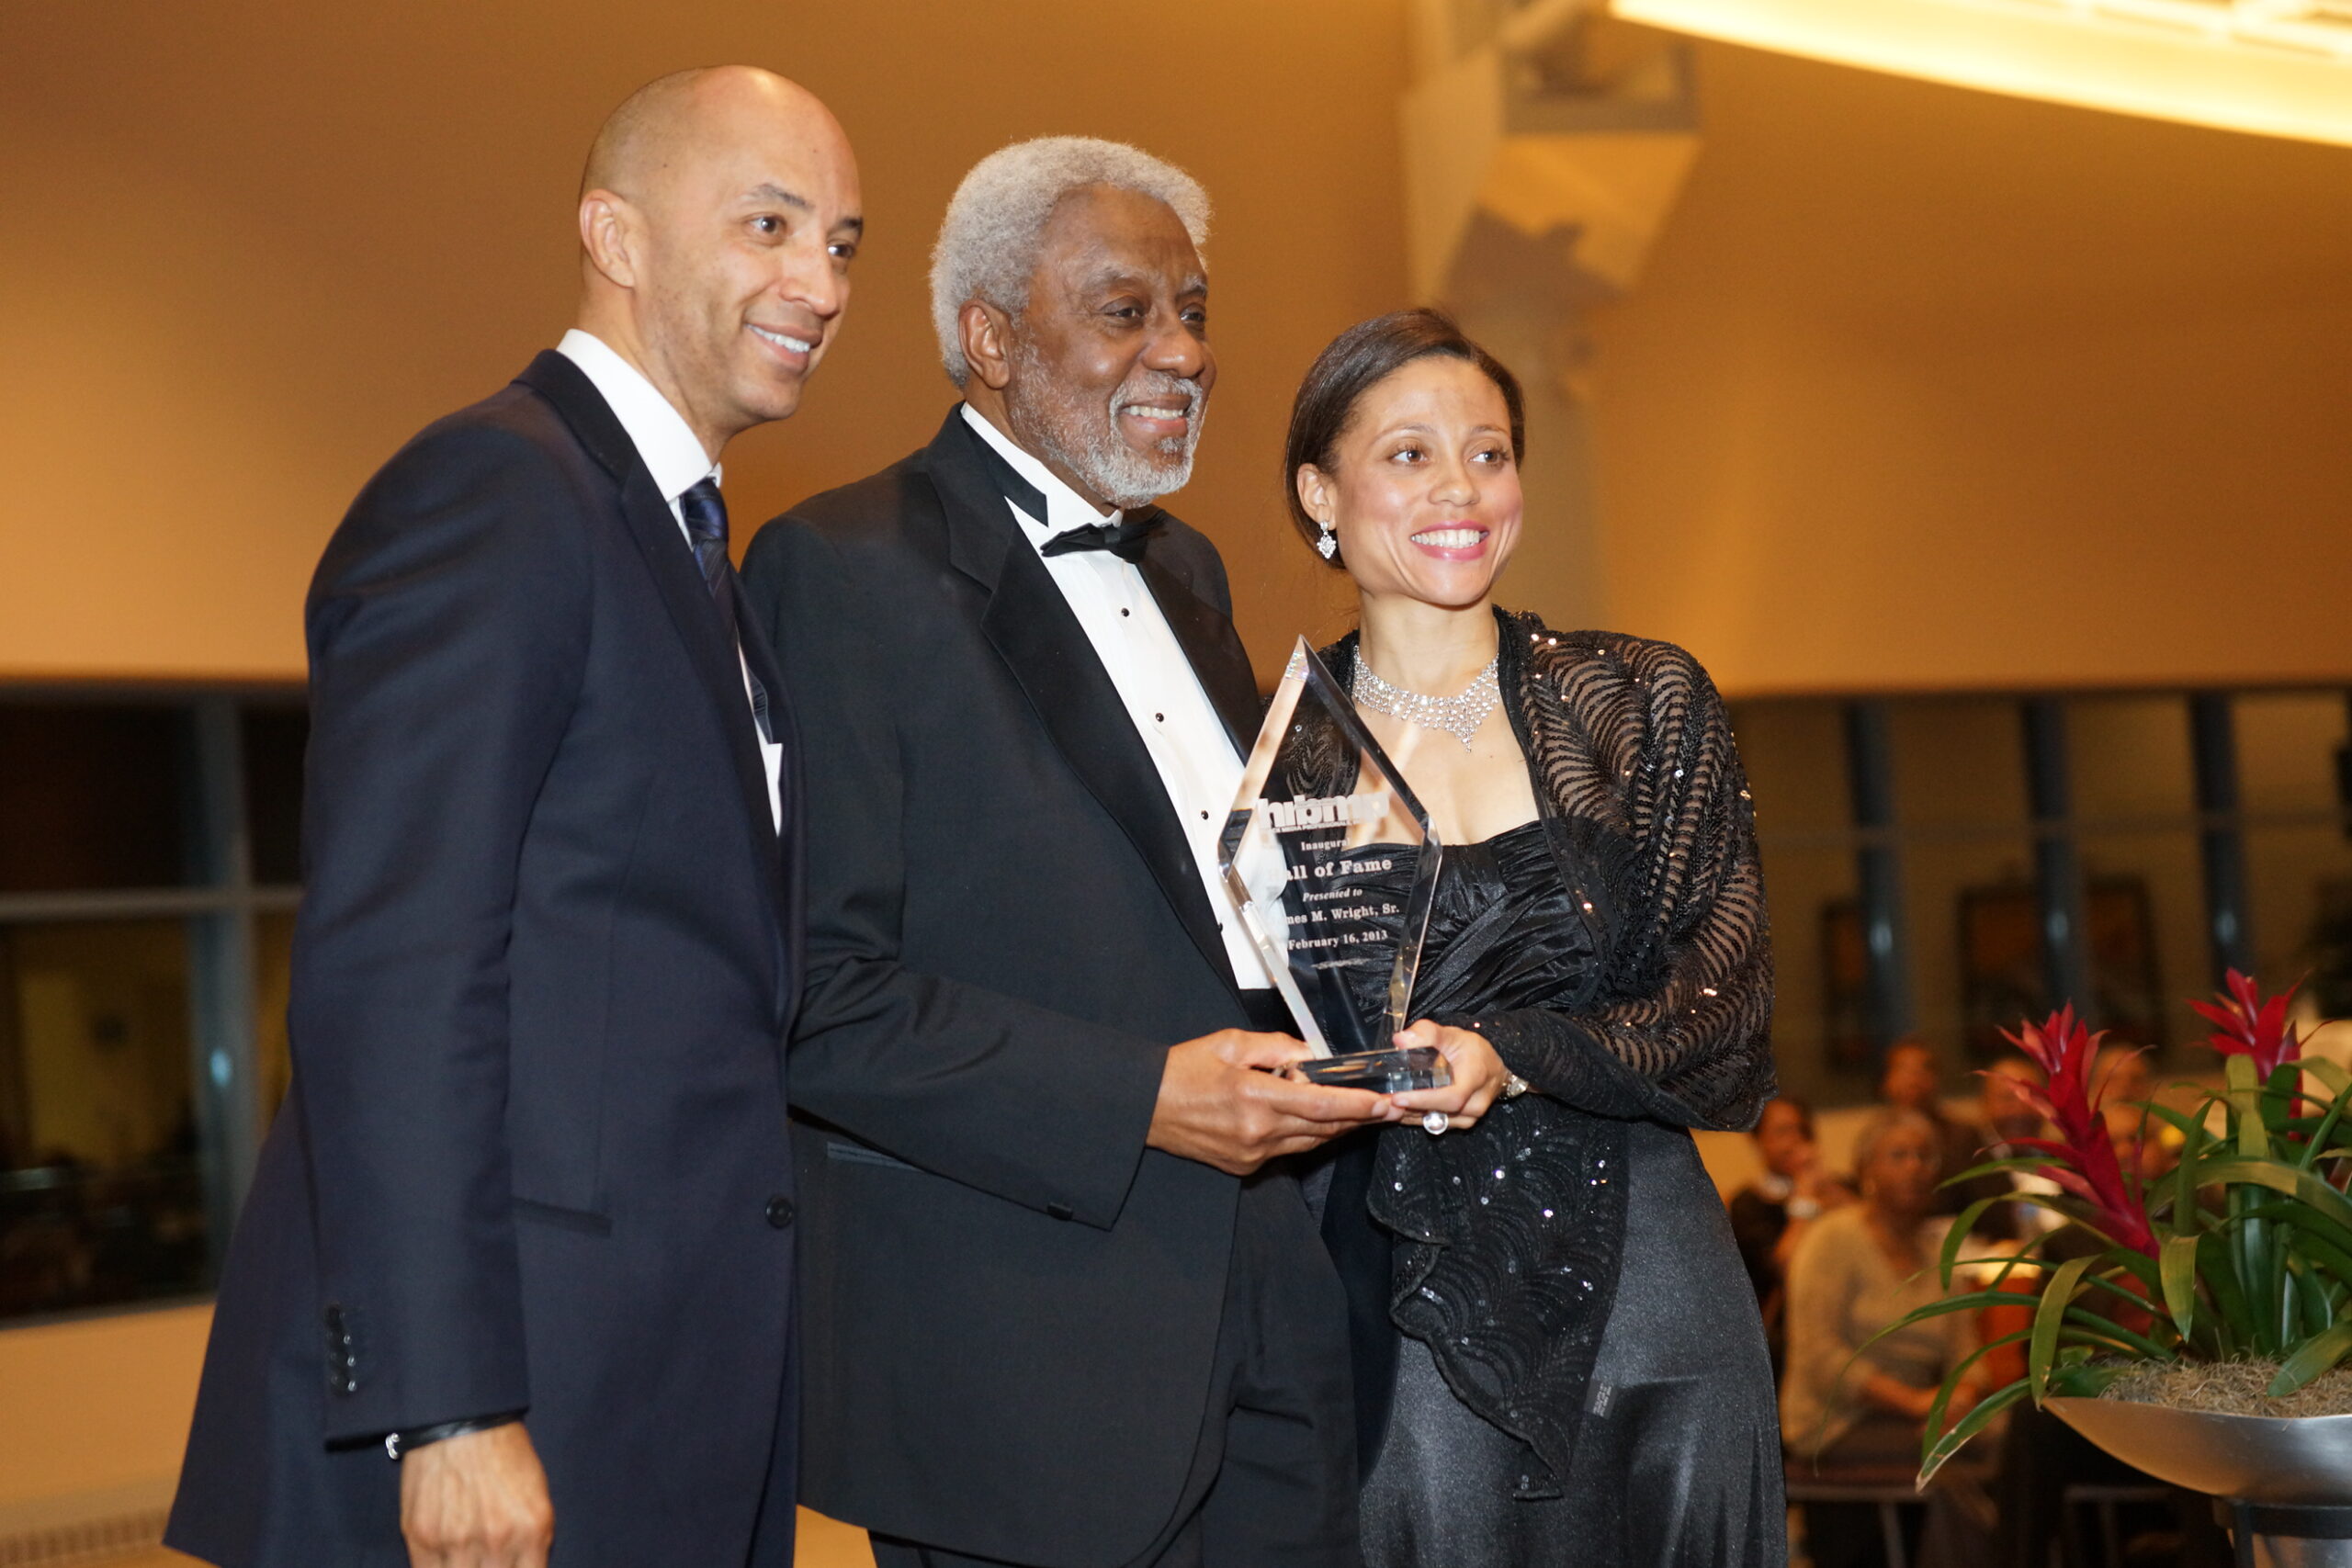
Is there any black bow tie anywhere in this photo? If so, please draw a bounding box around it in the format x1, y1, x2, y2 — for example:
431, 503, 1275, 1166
1041, 511, 1165, 565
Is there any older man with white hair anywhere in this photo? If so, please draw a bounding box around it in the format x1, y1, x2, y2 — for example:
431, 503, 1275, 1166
742, 138, 1385, 1568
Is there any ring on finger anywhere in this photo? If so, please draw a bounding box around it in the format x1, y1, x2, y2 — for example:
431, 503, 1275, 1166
1421, 1111, 1451, 1135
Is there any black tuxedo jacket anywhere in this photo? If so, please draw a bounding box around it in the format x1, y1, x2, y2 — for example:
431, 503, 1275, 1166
168, 353, 805, 1568
740, 410, 1271, 1568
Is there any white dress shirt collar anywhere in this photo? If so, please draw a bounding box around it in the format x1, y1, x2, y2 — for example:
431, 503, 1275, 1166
557, 329, 720, 505
959, 403, 1116, 537
554, 329, 781, 835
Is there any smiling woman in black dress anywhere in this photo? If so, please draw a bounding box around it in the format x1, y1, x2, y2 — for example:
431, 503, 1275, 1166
1283, 310, 1783, 1566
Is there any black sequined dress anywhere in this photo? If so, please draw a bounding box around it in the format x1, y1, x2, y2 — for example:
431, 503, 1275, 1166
1311, 612, 1785, 1568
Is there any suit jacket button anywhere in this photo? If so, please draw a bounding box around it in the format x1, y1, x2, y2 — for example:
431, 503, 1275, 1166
764, 1194, 796, 1229
1046, 1201, 1074, 1222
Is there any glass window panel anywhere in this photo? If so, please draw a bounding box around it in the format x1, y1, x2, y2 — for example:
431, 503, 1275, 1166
0, 919, 209, 1319
0, 705, 190, 893
2070, 695, 2195, 825
2074, 829, 2208, 1053
1726, 700, 1850, 837
1903, 834, 2041, 1065
1888, 698, 2028, 828
2245, 824, 2352, 1025
1754, 844, 1866, 1108
255, 909, 295, 1122
2236, 692, 2351, 818
241, 705, 309, 887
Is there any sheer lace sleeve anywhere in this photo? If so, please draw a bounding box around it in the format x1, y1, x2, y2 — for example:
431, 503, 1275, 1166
1465, 622, 1776, 1132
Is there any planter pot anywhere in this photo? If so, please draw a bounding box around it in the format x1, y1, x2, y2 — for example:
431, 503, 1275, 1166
2049, 1397, 2352, 1566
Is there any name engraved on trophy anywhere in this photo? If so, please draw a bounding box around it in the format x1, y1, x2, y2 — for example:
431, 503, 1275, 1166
1263, 792, 1386, 833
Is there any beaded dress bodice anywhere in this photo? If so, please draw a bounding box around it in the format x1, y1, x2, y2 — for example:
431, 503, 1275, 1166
1330, 823, 1625, 1497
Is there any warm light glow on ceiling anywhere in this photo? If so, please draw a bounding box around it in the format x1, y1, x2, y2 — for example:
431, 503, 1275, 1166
1610, 0, 2352, 147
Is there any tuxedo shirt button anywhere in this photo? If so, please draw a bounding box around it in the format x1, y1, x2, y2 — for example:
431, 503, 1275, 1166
764, 1194, 796, 1229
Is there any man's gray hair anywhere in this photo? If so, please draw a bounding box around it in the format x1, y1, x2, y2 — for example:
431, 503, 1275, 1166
930, 136, 1211, 387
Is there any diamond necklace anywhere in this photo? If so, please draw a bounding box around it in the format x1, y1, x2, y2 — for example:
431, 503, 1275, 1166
1351, 650, 1500, 749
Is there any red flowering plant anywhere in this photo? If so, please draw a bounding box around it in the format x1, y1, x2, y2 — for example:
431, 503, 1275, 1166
2192, 968, 2306, 1079
1876, 974, 2352, 1481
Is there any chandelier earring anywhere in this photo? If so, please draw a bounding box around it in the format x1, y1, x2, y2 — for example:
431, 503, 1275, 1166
1315, 521, 1339, 560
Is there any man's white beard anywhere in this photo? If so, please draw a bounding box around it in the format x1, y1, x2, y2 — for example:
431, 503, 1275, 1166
1009, 342, 1206, 509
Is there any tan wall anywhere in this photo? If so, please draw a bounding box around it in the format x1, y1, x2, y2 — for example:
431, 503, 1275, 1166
0, 0, 1399, 684
6, 11, 2347, 695
1589, 40, 2352, 695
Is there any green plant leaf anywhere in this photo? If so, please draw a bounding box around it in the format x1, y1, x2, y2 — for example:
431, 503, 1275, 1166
2264, 1064, 2306, 1135
1919, 1380, 2032, 1487
1944, 1252, 2062, 1272
1943, 1156, 2063, 1185
2239, 1203, 2352, 1292
2301, 1261, 2335, 1340
2139, 1099, 2216, 1147
2300, 1084, 2352, 1173
2099, 1249, 2164, 1295
2031, 1255, 2096, 1404
2160, 1234, 2201, 1343
1939, 1197, 2006, 1289
2228, 1055, 2271, 1158
2300, 1057, 2351, 1098
1862, 1289, 2048, 1338
2196, 1229, 2257, 1353
2046, 1359, 2132, 1399
2060, 1306, 2175, 1360
2201, 1159, 2352, 1238
1921, 1327, 2032, 1465
2268, 1319, 2352, 1397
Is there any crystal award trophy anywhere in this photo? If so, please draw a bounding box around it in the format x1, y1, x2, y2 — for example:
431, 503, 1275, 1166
1216, 639, 1451, 1094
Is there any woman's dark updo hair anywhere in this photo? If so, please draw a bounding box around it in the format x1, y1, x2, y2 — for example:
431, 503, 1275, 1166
1283, 308, 1526, 566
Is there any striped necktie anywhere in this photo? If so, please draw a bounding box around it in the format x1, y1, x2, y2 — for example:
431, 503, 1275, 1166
678, 478, 773, 746
680, 477, 733, 597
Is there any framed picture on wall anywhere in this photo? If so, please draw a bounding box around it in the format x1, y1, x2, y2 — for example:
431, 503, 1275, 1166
1959, 875, 2165, 1058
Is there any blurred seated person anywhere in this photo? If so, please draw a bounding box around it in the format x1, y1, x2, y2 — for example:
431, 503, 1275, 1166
1957, 1057, 2053, 1400
1728, 1096, 1852, 1373
1784, 1109, 1990, 1568
1945, 1055, 2060, 1247
1880, 1040, 1989, 1220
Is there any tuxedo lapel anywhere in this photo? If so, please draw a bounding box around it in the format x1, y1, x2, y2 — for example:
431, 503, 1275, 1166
923, 412, 1241, 998
1135, 544, 1262, 759
514, 352, 783, 886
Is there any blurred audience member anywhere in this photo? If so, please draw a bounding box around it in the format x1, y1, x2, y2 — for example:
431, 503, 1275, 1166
1784, 1109, 1989, 1568
1945, 1056, 2057, 1245
1729, 1096, 1852, 1374
1880, 1040, 1988, 1219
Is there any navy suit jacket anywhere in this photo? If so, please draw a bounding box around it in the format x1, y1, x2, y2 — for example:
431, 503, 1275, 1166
167, 352, 804, 1568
